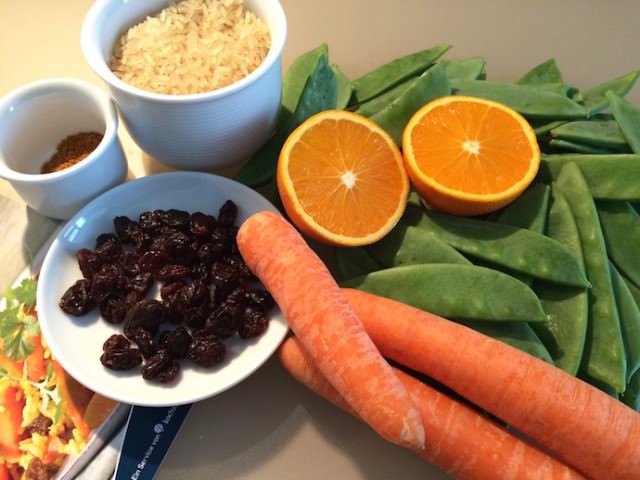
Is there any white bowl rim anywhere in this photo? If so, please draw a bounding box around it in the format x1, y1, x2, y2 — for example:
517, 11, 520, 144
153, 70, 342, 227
36, 171, 289, 406
81, 0, 288, 104
0, 77, 120, 184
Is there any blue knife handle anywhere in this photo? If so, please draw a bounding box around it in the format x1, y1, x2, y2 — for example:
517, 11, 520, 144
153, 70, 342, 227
114, 404, 192, 480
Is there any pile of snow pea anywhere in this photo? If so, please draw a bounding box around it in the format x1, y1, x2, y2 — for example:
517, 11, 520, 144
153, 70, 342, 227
234, 44, 640, 410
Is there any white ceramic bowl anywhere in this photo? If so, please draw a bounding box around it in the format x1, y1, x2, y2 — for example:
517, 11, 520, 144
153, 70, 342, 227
36, 171, 288, 407
81, 0, 287, 171
0, 78, 127, 220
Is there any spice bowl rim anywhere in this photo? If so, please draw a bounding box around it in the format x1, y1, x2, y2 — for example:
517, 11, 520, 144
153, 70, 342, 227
0, 77, 120, 183
80, 0, 288, 104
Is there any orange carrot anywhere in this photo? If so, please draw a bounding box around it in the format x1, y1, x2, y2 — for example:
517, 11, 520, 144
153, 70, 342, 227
237, 211, 424, 449
52, 361, 92, 439
280, 336, 584, 480
342, 288, 640, 480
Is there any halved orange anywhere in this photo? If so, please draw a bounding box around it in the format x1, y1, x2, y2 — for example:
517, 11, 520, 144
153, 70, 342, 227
277, 109, 409, 247
402, 95, 540, 216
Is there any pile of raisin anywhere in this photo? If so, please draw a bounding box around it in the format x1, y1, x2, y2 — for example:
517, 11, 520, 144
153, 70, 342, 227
59, 200, 275, 384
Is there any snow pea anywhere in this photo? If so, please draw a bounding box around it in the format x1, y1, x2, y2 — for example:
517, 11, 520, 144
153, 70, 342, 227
538, 154, 640, 200
355, 76, 418, 117
533, 119, 567, 137
550, 120, 630, 152
460, 320, 553, 363
610, 262, 640, 381
624, 274, 640, 308
371, 62, 450, 145
451, 79, 586, 119
441, 57, 486, 82
496, 182, 550, 234
341, 263, 547, 322
548, 138, 620, 154
366, 223, 471, 268
621, 369, 640, 411
234, 55, 337, 187
532, 186, 588, 375
597, 200, 640, 287
494, 182, 550, 286
279, 43, 329, 126
351, 43, 451, 103
405, 206, 589, 288
334, 246, 381, 281
516, 59, 581, 99
517, 58, 565, 85
581, 70, 640, 116
554, 162, 626, 393
606, 91, 640, 153
331, 63, 353, 109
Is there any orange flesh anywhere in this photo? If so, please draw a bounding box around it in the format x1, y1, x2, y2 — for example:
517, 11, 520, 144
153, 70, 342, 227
285, 118, 407, 238
409, 101, 536, 194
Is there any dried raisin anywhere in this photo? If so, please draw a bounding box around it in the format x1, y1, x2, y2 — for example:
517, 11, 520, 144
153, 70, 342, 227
59, 279, 95, 316
61, 201, 274, 385
100, 347, 142, 370
187, 333, 226, 367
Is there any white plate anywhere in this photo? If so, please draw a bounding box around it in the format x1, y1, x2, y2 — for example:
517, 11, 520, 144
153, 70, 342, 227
37, 172, 288, 407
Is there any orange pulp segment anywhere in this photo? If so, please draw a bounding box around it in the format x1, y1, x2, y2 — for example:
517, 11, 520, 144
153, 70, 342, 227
277, 110, 409, 246
402, 95, 541, 216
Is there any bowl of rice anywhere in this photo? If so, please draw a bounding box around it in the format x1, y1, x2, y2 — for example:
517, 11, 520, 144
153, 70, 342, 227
81, 0, 287, 171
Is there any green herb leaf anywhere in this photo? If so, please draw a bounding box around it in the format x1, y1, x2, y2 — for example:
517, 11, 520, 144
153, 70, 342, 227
0, 278, 39, 361
0, 316, 36, 360
4, 278, 37, 308
0, 366, 8, 377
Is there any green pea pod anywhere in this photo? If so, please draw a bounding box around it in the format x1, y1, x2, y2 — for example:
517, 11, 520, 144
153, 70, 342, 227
568, 86, 584, 104
538, 154, 640, 200
234, 55, 337, 187
459, 320, 553, 364
533, 119, 567, 137
581, 70, 640, 116
515, 59, 578, 99
550, 120, 630, 151
597, 201, 640, 287
532, 186, 588, 375
355, 76, 418, 117
351, 43, 452, 103
496, 183, 550, 234
331, 63, 353, 109
366, 223, 471, 267
517, 58, 565, 86
548, 138, 621, 155
621, 369, 640, 411
554, 162, 626, 393
441, 57, 486, 82
279, 43, 329, 126
334, 247, 381, 282
610, 262, 640, 381
371, 62, 451, 145
624, 274, 640, 307
341, 263, 548, 322
451, 79, 586, 119
606, 90, 640, 153
405, 207, 589, 288
494, 183, 550, 286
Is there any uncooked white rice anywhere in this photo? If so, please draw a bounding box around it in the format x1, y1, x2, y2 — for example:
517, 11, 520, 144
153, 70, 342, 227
110, 0, 271, 95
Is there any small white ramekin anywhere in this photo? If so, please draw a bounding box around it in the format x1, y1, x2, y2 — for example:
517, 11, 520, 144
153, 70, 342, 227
0, 78, 128, 220
81, 0, 287, 171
